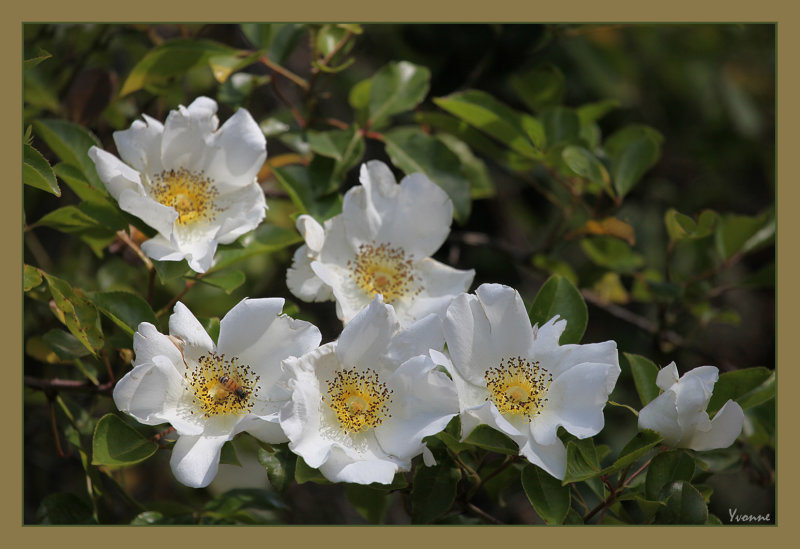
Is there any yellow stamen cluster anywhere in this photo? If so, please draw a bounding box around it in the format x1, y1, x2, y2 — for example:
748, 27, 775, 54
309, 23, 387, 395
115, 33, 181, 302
348, 242, 420, 303
323, 367, 393, 435
150, 168, 220, 225
485, 357, 552, 422
184, 353, 259, 418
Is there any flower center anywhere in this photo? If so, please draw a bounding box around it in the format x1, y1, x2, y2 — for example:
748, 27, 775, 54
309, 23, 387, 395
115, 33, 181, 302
150, 168, 220, 225
348, 242, 421, 303
184, 353, 259, 418
485, 357, 552, 422
323, 367, 393, 435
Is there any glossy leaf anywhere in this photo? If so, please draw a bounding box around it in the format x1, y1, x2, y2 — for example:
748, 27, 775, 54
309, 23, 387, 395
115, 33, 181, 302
665, 209, 718, 243
434, 89, 540, 158
707, 367, 774, 415
87, 291, 158, 336
528, 275, 588, 345
33, 205, 101, 233
383, 127, 471, 223
624, 353, 660, 406
521, 464, 570, 524
219, 441, 241, 466
44, 273, 103, 354
152, 259, 190, 285
655, 481, 708, 524
605, 125, 663, 199
645, 450, 695, 500
208, 50, 261, 83
257, 445, 296, 493
307, 128, 365, 183
509, 64, 565, 112
210, 225, 303, 273
195, 270, 246, 294
542, 106, 580, 147
41, 329, 93, 360
562, 145, 611, 191
437, 133, 495, 199
204, 488, 288, 516
411, 462, 461, 523
120, 39, 237, 96
92, 414, 157, 466
24, 143, 60, 196
272, 164, 343, 221
294, 456, 331, 484
345, 484, 390, 524
463, 424, 518, 455
600, 430, 663, 477
33, 119, 103, 188
368, 61, 431, 127
715, 209, 775, 261
581, 236, 644, 273
563, 437, 601, 483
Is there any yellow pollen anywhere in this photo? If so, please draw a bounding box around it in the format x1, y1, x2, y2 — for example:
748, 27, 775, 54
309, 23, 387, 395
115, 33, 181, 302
323, 367, 393, 435
183, 353, 259, 418
485, 357, 552, 422
348, 242, 421, 303
150, 168, 220, 225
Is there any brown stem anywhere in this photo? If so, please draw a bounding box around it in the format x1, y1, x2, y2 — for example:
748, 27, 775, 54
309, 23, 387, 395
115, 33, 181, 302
467, 502, 504, 525
259, 55, 309, 90
26, 376, 114, 395
271, 78, 306, 128
582, 456, 655, 523
115, 229, 153, 271
156, 279, 196, 318
48, 396, 70, 458
101, 348, 116, 384
321, 117, 350, 130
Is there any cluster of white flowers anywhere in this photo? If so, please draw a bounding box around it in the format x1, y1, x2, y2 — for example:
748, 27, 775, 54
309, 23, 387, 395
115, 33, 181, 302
97, 98, 745, 489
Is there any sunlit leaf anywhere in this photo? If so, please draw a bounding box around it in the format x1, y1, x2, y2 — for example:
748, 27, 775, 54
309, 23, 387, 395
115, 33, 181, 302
528, 275, 588, 345
714, 209, 775, 261
24, 264, 43, 292
87, 291, 158, 336
44, 273, 104, 354
257, 445, 296, 493
368, 61, 431, 128
33, 119, 103, 188
437, 133, 495, 199
562, 145, 612, 194
562, 437, 600, 483
195, 270, 246, 294
92, 414, 157, 466
581, 236, 644, 273
24, 143, 60, 196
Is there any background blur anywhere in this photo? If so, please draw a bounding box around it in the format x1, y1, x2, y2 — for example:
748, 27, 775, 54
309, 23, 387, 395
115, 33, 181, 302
23, 23, 775, 524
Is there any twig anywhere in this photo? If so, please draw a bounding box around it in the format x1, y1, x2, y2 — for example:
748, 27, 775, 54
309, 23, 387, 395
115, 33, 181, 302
26, 376, 114, 395
259, 55, 309, 91
101, 348, 116, 384
467, 502, 504, 525
115, 229, 153, 271
582, 456, 655, 523
156, 279, 196, 318
271, 78, 306, 128
48, 396, 70, 458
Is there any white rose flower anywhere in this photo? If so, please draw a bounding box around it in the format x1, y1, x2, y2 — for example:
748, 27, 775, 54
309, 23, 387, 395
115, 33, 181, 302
286, 160, 474, 326
279, 296, 458, 485
113, 298, 320, 488
637, 362, 744, 451
89, 96, 267, 273
437, 283, 621, 480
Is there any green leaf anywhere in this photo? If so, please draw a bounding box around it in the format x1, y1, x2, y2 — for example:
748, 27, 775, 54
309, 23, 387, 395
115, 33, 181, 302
509, 64, 565, 113
605, 125, 663, 199
203, 317, 221, 345
464, 424, 519, 455
208, 50, 262, 83
130, 511, 165, 525
24, 264, 43, 292
257, 445, 296, 493
345, 484, 390, 524
33, 119, 103, 188
437, 133, 495, 199
521, 464, 570, 524
736, 371, 776, 411
204, 488, 287, 516
581, 236, 644, 273
715, 209, 775, 261
152, 259, 190, 285
271, 164, 343, 221
53, 162, 109, 200
600, 430, 663, 477
219, 441, 241, 466
120, 39, 237, 96
576, 99, 619, 126
24, 48, 52, 70
707, 367, 773, 415
624, 353, 660, 406
195, 270, 246, 294
368, 61, 431, 127
411, 462, 461, 524
294, 456, 331, 484
542, 106, 580, 147
24, 143, 60, 196
307, 127, 365, 183
209, 225, 303, 273
563, 437, 600, 483
562, 145, 611, 191
33, 205, 101, 233
383, 127, 471, 223
434, 90, 541, 158
44, 273, 104, 354
528, 275, 588, 345
87, 291, 158, 336
645, 450, 695, 501
665, 209, 718, 243
92, 414, 158, 466
36, 493, 92, 524
654, 481, 708, 524
349, 78, 371, 125
41, 329, 93, 360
